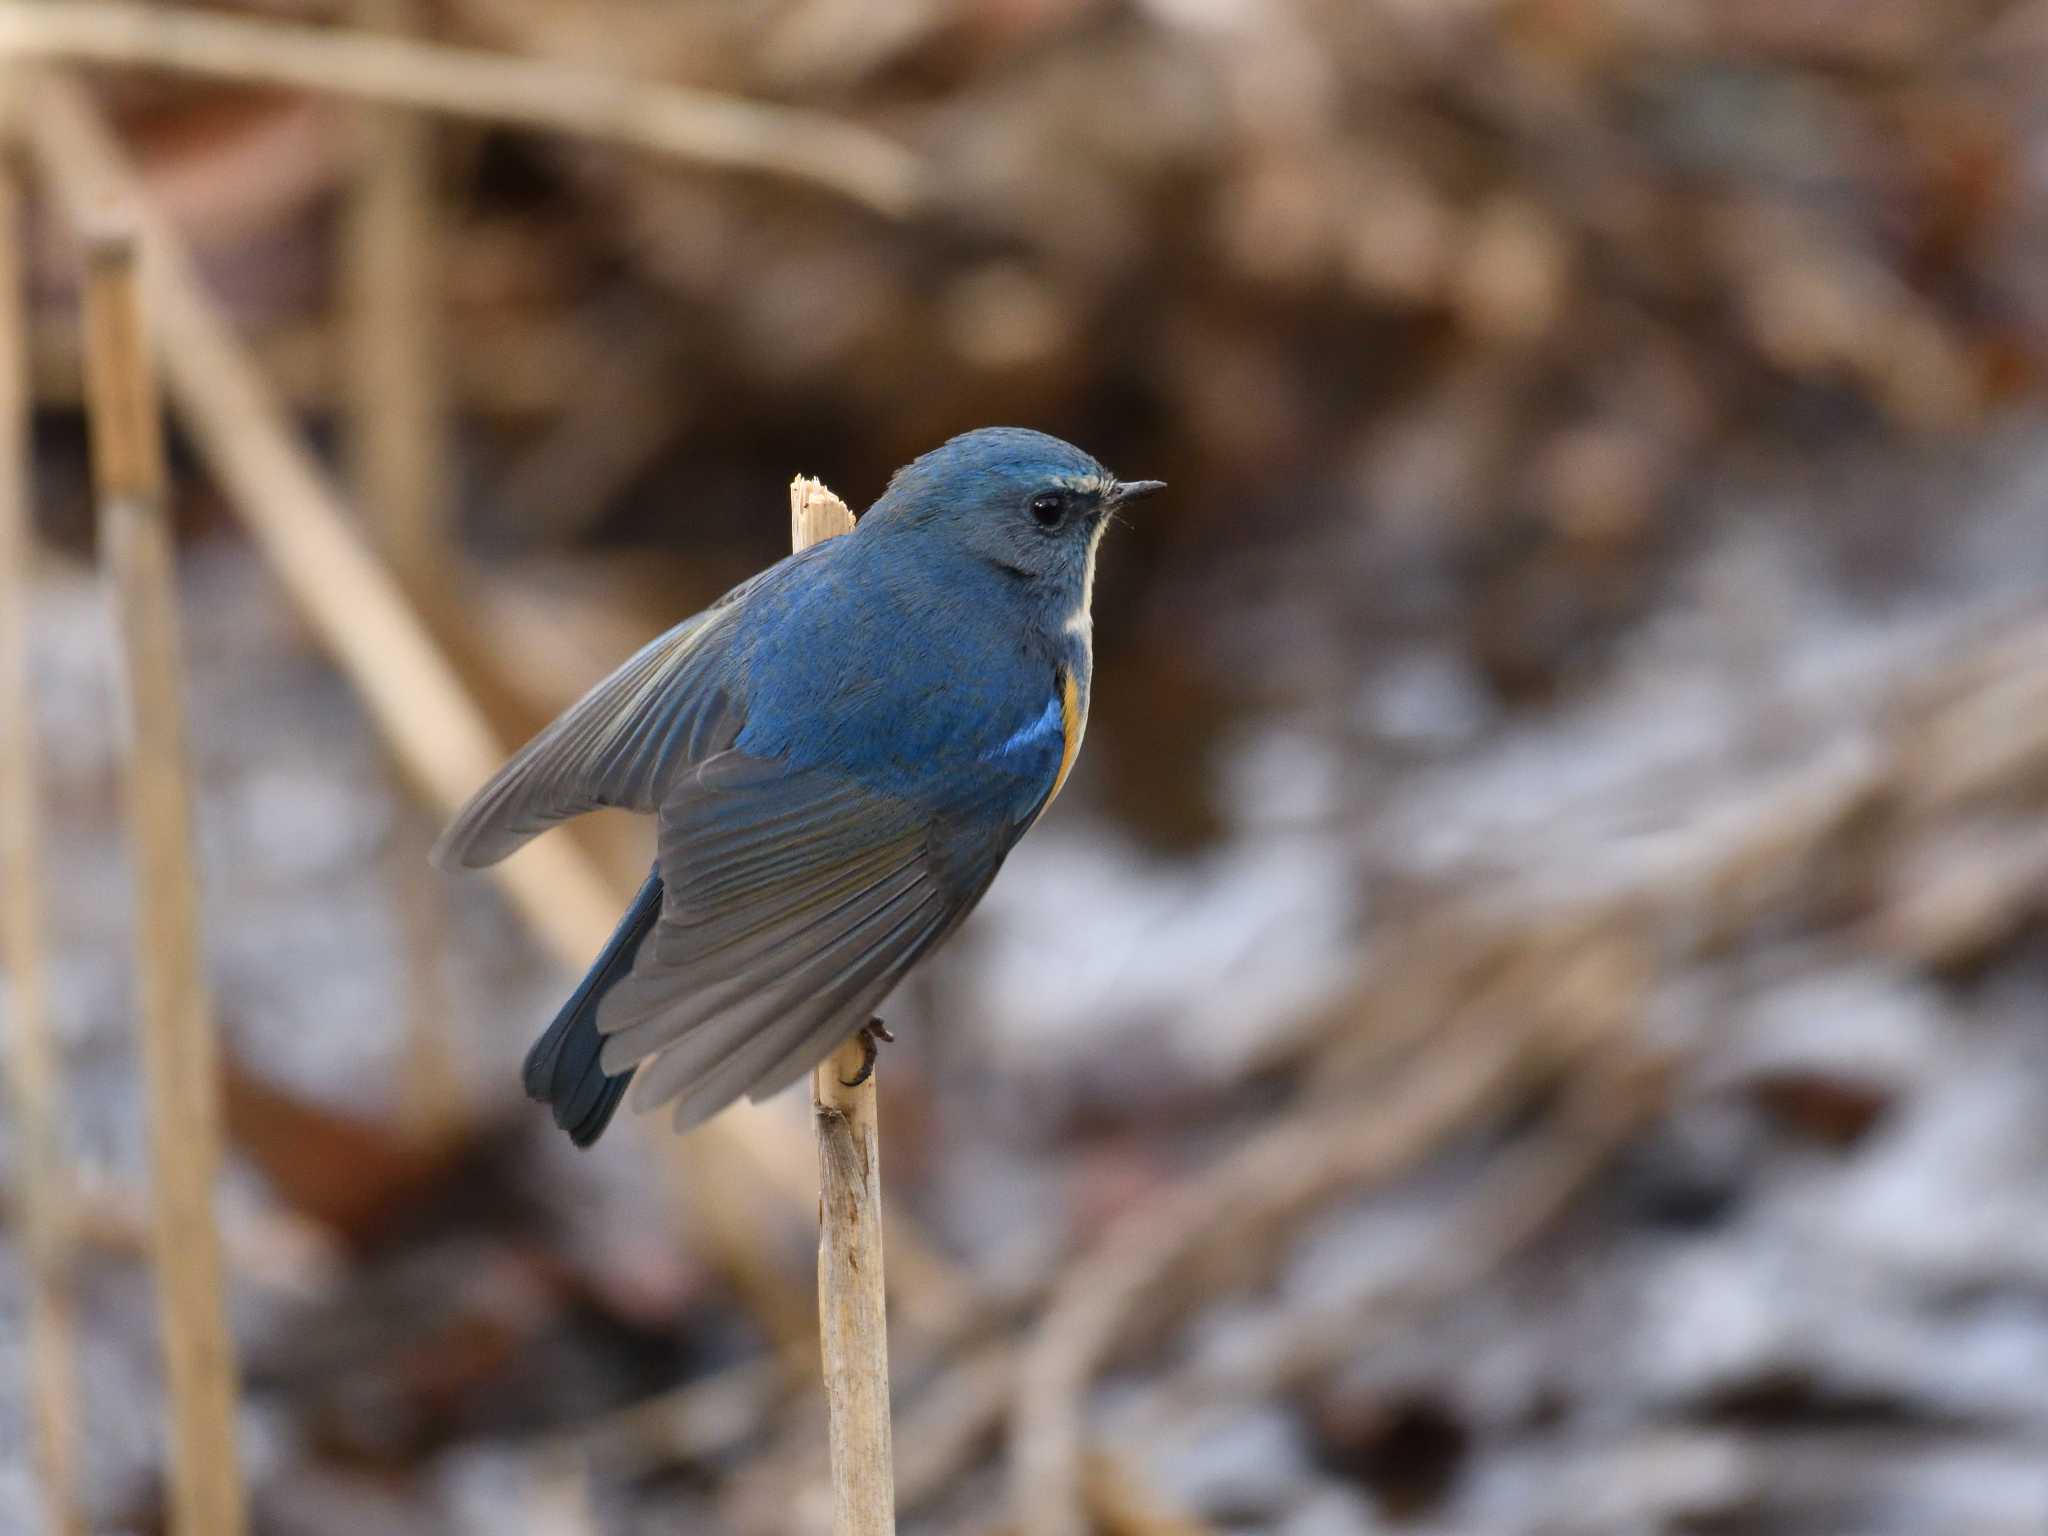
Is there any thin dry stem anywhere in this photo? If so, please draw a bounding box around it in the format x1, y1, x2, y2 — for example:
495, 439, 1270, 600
1009, 918, 1647, 1536
343, 0, 452, 599
24, 70, 627, 955
0, 1173, 344, 1298
893, 1341, 1013, 1515
1080, 1453, 1217, 1536
22, 71, 833, 1340
791, 474, 858, 551
387, 794, 468, 1144
1259, 1041, 1671, 1394
342, 0, 468, 1148
793, 476, 897, 1536
0, 0, 926, 215
657, 1126, 819, 1370
551, 1358, 784, 1475
32, 309, 613, 419
0, 126, 84, 1536
490, 327, 689, 546
82, 225, 248, 1536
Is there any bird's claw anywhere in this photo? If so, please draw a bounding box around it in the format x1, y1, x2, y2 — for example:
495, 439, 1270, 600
840, 1017, 894, 1088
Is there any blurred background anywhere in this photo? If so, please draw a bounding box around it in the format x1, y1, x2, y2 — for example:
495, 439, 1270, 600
5, 0, 2048, 1531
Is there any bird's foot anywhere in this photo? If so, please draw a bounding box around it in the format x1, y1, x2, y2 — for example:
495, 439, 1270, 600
840, 1018, 895, 1088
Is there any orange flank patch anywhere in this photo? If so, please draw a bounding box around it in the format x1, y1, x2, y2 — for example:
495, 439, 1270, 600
1049, 667, 1084, 808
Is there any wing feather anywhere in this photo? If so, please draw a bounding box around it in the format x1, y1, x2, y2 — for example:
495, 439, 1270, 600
589, 754, 1013, 1125
430, 616, 735, 868
431, 552, 832, 870
631, 877, 949, 1125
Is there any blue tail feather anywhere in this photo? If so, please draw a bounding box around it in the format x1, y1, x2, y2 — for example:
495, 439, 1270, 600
525, 866, 663, 1148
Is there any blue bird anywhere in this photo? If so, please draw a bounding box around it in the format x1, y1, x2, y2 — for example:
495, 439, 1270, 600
434, 428, 1163, 1145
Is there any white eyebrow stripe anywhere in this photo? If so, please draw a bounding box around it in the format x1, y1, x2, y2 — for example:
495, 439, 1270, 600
984, 694, 1063, 761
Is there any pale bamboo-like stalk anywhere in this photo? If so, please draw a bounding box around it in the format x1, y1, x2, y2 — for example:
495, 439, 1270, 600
0, 0, 924, 215
21, 71, 628, 965
791, 475, 896, 1536
0, 128, 84, 1536
82, 226, 247, 1536
341, 0, 467, 1148
664, 1127, 819, 1369
343, 0, 450, 597
22, 70, 863, 1343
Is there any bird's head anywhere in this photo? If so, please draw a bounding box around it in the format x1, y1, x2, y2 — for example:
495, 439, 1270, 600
862, 427, 1164, 585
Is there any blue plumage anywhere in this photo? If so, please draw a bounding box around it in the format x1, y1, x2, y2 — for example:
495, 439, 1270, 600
523, 865, 663, 1145
435, 428, 1164, 1143
984, 695, 1065, 765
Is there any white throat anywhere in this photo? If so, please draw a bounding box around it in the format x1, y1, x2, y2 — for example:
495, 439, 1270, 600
1063, 521, 1104, 655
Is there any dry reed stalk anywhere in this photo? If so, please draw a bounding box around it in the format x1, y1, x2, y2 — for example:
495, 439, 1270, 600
552, 1357, 783, 1473
341, 0, 468, 1148
0, 1171, 344, 1298
0, 0, 925, 215
22, 70, 940, 1348
1009, 917, 1644, 1536
343, 0, 451, 600
22, 71, 626, 955
1080, 1453, 1216, 1536
893, 1340, 1013, 1515
528, 1446, 603, 1536
0, 125, 84, 1536
489, 327, 691, 547
384, 796, 467, 1143
687, 1067, 978, 1341
661, 1128, 820, 1369
34, 312, 609, 419
82, 225, 248, 1536
791, 475, 896, 1536
1254, 1039, 1669, 1394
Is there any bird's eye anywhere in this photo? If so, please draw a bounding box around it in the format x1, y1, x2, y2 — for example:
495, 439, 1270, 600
1029, 491, 1067, 528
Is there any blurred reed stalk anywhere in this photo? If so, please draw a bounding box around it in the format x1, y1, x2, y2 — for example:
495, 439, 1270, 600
23, 71, 855, 1348
342, 0, 467, 1149
343, 0, 450, 599
791, 476, 897, 1536
664, 1125, 820, 1369
21, 70, 633, 1039
0, 120, 85, 1536
82, 225, 248, 1536
0, 0, 926, 215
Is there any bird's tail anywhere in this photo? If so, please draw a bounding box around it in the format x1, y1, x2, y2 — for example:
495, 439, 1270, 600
524, 866, 664, 1148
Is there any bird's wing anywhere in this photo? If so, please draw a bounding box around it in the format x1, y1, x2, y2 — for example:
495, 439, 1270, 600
430, 556, 818, 870
594, 750, 1023, 1128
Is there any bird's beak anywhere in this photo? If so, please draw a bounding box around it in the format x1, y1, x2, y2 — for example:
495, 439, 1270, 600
1111, 479, 1167, 506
